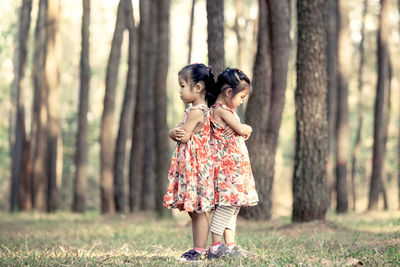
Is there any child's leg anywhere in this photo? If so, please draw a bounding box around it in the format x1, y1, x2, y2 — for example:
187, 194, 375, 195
188, 212, 209, 249
209, 206, 238, 244
223, 207, 240, 246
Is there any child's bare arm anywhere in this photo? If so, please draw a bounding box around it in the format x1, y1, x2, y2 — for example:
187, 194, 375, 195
215, 108, 252, 136
178, 109, 204, 143
169, 127, 185, 142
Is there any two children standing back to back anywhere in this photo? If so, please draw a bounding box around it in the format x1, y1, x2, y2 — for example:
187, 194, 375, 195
163, 63, 258, 261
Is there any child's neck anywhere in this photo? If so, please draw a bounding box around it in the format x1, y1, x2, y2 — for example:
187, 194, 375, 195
191, 98, 206, 106
216, 96, 228, 106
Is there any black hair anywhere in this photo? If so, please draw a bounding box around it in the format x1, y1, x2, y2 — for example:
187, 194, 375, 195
207, 67, 251, 106
178, 63, 215, 107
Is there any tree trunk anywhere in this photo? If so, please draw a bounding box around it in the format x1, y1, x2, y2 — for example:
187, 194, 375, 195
368, 0, 390, 210
206, 0, 225, 75
114, 0, 137, 213
11, 0, 33, 212
72, 0, 90, 213
243, 0, 291, 220
129, 0, 151, 212
350, 0, 368, 212
336, 0, 350, 214
32, 0, 48, 212
154, 0, 170, 216
325, 0, 338, 208
381, 63, 391, 210
100, 0, 127, 214
141, 0, 157, 211
46, 0, 62, 212
292, 0, 328, 222
397, 0, 400, 211
187, 0, 195, 64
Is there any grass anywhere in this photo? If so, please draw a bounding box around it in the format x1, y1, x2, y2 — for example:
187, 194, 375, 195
0, 210, 399, 266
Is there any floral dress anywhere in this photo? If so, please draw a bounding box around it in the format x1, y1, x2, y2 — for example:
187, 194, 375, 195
163, 104, 215, 213
210, 102, 259, 207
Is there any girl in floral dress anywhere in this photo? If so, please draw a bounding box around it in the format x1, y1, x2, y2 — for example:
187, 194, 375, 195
163, 63, 215, 261
207, 68, 259, 259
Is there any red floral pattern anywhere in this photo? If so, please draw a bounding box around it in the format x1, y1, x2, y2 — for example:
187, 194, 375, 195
210, 102, 259, 207
163, 104, 215, 213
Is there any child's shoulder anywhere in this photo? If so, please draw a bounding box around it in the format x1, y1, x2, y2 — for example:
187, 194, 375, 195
213, 103, 235, 117
186, 106, 206, 122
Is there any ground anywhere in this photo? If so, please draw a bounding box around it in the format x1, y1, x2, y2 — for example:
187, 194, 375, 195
0, 210, 399, 266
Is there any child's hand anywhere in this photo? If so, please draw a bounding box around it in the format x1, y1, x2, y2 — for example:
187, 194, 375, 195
169, 127, 185, 142
243, 133, 251, 140
222, 125, 236, 137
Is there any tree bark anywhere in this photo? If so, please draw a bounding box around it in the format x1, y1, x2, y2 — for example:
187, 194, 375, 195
325, 0, 338, 208
397, 0, 400, 211
187, 0, 195, 64
72, 0, 91, 213
11, 0, 33, 212
292, 0, 328, 222
114, 0, 137, 213
141, 0, 157, 211
368, 0, 390, 210
32, 0, 48, 212
154, 0, 170, 216
336, 0, 350, 214
129, 0, 151, 212
350, 0, 368, 212
100, 0, 127, 214
243, 0, 291, 220
46, 0, 62, 212
206, 0, 225, 75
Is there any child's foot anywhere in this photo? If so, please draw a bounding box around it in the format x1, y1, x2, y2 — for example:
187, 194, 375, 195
207, 243, 229, 259
178, 249, 206, 261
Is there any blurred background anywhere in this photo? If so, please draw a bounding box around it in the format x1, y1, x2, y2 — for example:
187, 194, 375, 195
1, 0, 399, 219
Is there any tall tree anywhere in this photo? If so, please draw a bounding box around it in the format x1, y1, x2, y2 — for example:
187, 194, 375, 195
368, 0, 390, 210
325, 0, 338, 207
244, 0, 291, 220
350, 0, 368, 211
72, 0, 91, 213
32, 0, 48, 212
129, 0, 151, 211
292, 0, 328, 222
46, 0, 62, 212
154, 0, 170, 216
11, 0, 33, 212
336, 0, 350, 214
187, 0, 195, 64
141, 0, 157, 211
114, 0, 137, 213
100, 0, 127, 214
397, 0, 400, 211
206, 0, 224, 75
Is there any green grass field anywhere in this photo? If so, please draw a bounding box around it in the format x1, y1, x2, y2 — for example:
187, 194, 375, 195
0, 210, 399, 266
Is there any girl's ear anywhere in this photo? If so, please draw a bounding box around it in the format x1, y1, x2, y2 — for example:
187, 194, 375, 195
194, 82, 203, 93
225, 88, 233, 97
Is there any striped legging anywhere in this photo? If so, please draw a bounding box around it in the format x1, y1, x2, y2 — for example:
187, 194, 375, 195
209, 206, 240, 236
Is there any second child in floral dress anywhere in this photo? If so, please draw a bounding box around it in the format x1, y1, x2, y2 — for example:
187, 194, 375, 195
207, 68, 259, 259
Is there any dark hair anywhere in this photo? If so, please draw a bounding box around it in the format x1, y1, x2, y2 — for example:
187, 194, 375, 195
178, 63, 215, 107
207, 67, 251, 106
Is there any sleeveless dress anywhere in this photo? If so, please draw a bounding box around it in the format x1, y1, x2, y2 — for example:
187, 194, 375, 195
163, 104, 215, 213
210, 102, 259, 207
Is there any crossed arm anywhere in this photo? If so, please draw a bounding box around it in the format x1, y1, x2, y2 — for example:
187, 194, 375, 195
169, 109, 205, 143
214, 107, 252, 139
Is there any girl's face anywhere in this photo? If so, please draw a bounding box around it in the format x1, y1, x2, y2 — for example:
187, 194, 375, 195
225, 86, 250, 109
178, 75, 197, 103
